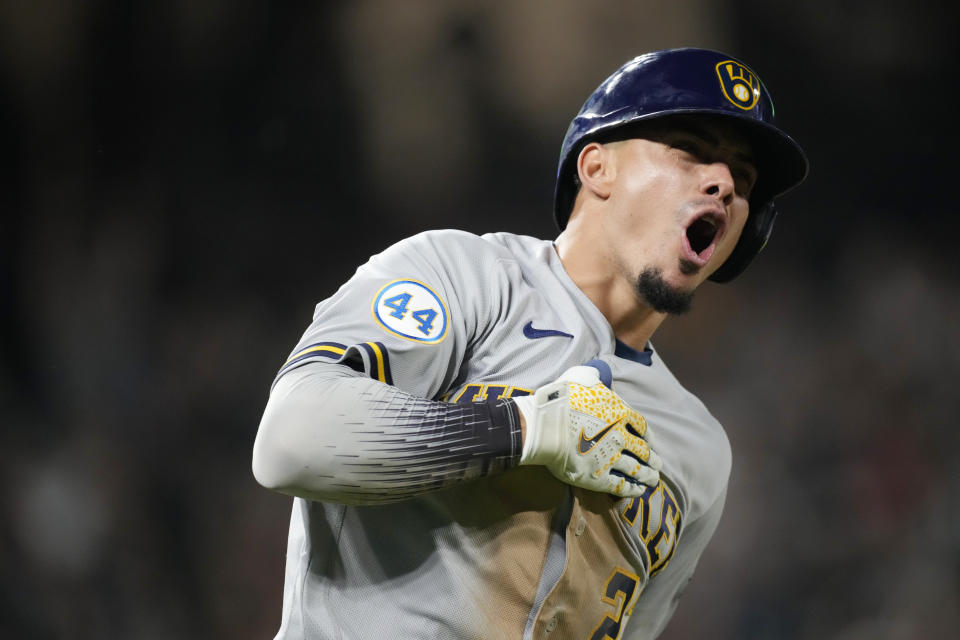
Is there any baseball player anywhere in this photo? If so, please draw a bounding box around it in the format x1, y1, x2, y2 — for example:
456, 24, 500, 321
253, 48, 807, 639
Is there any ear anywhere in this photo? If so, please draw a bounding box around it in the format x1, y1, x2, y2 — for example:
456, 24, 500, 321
576, 142, 616, 200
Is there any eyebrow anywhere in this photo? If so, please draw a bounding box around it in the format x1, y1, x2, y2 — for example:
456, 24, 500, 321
677, 123, 756, 166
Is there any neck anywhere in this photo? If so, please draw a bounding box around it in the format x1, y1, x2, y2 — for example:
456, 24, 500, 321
554, 222, 667, 351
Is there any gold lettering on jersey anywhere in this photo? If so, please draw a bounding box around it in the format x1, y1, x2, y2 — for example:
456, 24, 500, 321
475, 384, 508, 403
619, 480, 682, 576
447, 383, 532, 405
588, 567, 641, 640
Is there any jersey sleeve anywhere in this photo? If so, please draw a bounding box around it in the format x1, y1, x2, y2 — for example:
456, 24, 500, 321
275, 230, 506, 399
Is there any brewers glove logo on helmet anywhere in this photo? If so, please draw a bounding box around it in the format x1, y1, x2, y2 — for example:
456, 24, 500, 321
715, 60, 761, 110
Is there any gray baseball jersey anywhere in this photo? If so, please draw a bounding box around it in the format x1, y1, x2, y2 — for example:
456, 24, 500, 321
268, 230, 731, 639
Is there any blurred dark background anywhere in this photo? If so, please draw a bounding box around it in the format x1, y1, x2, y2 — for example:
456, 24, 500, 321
2, 1, 958, 638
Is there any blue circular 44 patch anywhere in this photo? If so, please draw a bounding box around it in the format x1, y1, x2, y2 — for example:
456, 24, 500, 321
372, 279, 449, 343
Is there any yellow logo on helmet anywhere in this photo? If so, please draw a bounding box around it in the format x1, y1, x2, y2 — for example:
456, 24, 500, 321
715, 60, 760, 110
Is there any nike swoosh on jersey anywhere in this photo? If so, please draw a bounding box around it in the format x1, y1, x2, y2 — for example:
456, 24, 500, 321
578, 423, 617, 454
522, 321, 574, 340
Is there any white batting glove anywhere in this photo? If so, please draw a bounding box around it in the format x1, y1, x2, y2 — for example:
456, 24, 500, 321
512, 366, 662, 497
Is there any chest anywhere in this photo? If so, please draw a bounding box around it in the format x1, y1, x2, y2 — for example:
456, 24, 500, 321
446, 289, 605, 403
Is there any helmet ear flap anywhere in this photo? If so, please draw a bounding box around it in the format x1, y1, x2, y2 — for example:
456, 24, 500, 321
708, 201, 778, 283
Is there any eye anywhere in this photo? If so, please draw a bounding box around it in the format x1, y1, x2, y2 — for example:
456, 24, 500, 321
669, 139, 705, 162
671, 139, 700, 155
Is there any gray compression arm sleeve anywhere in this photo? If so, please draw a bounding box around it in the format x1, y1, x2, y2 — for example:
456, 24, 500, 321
252, 362, 523, 505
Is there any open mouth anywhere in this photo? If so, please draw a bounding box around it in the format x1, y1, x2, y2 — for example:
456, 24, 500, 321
685, 214, 722, 257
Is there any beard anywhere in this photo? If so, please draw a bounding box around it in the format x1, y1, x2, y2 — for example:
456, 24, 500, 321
636, 267, 694, 315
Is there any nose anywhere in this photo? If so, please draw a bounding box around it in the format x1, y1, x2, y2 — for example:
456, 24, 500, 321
701, 162, 735, 207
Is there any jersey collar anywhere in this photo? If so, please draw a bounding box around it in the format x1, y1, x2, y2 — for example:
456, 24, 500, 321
614, 339, 654, 366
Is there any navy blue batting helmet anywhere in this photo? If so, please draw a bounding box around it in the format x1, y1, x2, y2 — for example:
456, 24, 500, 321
555, 48, 809, 282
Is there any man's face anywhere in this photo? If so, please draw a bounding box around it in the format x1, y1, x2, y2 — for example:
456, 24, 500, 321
597, 116, 757, 312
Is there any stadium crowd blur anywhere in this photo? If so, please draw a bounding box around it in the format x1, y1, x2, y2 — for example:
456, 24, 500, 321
2, 2, 957, 638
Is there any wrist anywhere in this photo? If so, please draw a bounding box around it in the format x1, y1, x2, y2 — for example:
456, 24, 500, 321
510, 395, 536, 463
512, 394, 559, 466
486, 397, 525, 464
517, 408, 527, 449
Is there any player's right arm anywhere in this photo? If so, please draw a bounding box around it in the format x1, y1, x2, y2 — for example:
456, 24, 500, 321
251, 230, 660, 504
252, 359, 523, 505
253, 231, 523, 504
252, 361, 661, 504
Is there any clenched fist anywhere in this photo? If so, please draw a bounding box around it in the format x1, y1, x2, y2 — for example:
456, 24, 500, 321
512, 366, 662, 497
